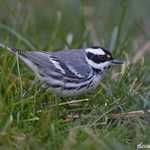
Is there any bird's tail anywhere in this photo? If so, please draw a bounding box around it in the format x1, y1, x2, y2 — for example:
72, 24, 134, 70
0, 43, 17, 53
0, 43, 40, 77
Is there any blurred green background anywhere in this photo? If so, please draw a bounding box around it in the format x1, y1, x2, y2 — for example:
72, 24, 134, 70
0, 0, 150, 50
0, 0, 150, 150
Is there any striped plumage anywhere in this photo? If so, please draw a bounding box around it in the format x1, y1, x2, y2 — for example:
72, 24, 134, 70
0, 43, 123, 96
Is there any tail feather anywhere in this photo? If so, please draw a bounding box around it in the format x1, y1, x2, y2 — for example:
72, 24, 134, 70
0, 43, 17, 53
0, 43, 41, 77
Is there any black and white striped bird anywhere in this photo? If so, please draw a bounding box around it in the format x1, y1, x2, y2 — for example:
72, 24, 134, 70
0, 43, 123, 96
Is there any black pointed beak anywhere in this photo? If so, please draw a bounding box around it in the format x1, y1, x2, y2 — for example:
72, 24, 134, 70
111, 59, 124, 64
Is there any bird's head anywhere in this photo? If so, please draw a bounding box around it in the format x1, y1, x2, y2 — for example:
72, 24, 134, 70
85, 47, 123, 72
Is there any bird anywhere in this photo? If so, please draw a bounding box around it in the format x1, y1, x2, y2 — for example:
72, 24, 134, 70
0, 43, 123, 97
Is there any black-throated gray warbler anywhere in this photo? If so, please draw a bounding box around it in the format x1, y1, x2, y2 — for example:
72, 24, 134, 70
0, 43, 123, 96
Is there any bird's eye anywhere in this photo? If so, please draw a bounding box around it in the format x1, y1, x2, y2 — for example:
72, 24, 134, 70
106, 54, 111, 58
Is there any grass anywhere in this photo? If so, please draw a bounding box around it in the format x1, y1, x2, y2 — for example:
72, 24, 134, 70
0, 0, 150, 149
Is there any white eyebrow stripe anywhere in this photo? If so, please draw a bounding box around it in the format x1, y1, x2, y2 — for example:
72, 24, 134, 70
85, 48, 105, 55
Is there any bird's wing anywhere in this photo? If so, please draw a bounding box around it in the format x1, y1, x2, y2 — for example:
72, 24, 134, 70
18, 49, 92, 79
50, 49, 92, 79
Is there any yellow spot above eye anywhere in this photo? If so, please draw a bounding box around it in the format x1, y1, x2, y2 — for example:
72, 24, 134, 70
107, 54, 111, 58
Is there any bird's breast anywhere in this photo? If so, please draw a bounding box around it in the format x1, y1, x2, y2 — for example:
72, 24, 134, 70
91, 73, 104, 89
